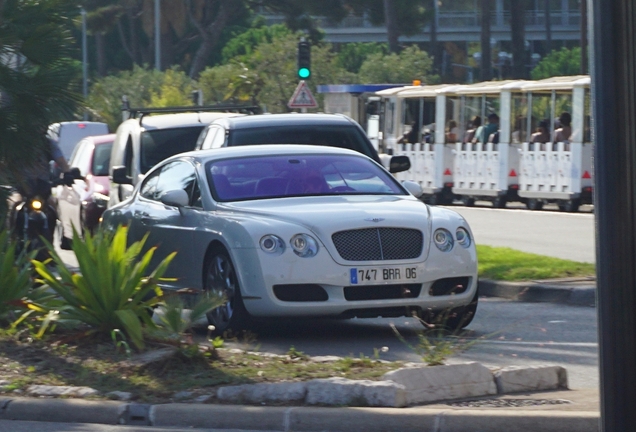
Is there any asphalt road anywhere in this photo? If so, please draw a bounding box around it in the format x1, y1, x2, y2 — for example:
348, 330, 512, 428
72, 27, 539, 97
202, 298, 598, 390
0, 420, 259, 432
442, 202, 596, 263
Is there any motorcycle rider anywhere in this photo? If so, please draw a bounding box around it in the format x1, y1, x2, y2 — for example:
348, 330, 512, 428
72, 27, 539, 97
7, 128, 74, 248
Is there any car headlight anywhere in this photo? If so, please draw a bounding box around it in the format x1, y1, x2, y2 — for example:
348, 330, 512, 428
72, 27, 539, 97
260, 235, 285, 255
433, 228, 454, 252
456, 227, 471, 248
290, 233, 319, 257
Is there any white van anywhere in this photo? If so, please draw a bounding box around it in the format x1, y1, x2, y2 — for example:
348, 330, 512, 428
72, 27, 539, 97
47, 121, 110, 160
108, 111, 244, 207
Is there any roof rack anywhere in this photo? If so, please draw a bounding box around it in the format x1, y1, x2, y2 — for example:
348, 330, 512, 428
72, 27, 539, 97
120, 100, 261, 123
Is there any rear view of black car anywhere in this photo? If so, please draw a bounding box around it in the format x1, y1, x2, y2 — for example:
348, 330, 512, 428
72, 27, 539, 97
195, 113, 410, 174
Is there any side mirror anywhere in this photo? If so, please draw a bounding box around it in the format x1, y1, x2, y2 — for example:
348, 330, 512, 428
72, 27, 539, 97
402, 180, 423, 198
389, 155, 411, 173
111, 166, 132, 185
160, 189, 189, 208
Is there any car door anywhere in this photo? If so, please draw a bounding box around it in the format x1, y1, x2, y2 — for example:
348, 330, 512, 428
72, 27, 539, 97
141, 160, 199, 289
126, 167, 161, 247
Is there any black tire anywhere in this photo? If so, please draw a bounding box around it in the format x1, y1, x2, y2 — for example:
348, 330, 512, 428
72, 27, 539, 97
526, 199, 544, 211
492, 196, 507, 209
559, 199, 580, 213
461, 197, 475, 207
203, 248, 250, 334
422, 289, 479, 333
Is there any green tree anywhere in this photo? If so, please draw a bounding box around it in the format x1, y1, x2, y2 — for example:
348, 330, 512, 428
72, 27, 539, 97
199, 32, 355, 113
336, 42, 387, 74
531, 47, 582, 80
0, 0, 83, 193
221, 23, 292, 64
341, 0, 429, 54
358, 45, 438, 84
198, 62, 250, 104
87, 66, 194, 130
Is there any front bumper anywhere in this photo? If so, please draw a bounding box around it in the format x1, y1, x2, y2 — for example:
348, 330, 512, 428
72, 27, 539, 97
232, 244, 478, 318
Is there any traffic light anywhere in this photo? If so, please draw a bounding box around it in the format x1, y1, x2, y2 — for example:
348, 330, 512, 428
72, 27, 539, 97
297, 40, 311, 80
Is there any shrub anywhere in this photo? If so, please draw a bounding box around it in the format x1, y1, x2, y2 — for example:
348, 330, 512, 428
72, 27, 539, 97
32, 226, 174, 349
0, 230, 44, 327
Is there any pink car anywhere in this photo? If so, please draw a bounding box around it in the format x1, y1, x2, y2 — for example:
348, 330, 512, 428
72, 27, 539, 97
56, 134, 114, 247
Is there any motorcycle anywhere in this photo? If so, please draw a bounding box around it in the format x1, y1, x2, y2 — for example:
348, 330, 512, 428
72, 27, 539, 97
6, 169, 81, 261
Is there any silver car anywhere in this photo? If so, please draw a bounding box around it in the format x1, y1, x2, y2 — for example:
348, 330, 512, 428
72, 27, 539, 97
102, 145, 478, 334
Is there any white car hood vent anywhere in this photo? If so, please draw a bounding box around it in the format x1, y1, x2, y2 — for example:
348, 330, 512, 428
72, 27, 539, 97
332, 227, 423, 261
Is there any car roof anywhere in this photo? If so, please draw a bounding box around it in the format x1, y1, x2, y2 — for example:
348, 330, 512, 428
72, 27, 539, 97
215, 113, 355, 130
81, 133, 116, 145
139, 112, 243, 130
180, 144, 366, 163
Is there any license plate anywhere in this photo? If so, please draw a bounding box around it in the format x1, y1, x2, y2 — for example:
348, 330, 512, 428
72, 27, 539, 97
350, 267, 417, 285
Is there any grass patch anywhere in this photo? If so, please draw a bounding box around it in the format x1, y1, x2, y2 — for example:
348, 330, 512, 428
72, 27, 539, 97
477, 245, 596, 281
0, 332, 400, 404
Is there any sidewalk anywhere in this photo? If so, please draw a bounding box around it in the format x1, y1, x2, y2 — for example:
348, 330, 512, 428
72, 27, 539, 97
0, 388, 599, 431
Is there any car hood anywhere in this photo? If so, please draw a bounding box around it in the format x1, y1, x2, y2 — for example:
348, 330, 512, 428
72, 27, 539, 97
219, 195, 431, 235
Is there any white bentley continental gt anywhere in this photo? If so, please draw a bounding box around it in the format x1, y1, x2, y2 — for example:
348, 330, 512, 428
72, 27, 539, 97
102, 145, 478, 333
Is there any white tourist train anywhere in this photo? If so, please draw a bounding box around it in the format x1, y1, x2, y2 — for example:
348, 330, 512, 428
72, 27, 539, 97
374, 75, 593, 212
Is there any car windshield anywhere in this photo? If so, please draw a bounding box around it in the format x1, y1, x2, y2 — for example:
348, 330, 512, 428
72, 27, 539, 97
92, 142, 113, 176
140, 126, 204, 174
227, 125, 377, 160
206, 154, 406, 202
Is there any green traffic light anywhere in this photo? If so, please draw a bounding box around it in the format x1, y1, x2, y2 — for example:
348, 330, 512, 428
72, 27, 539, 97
298, 67, 311, 79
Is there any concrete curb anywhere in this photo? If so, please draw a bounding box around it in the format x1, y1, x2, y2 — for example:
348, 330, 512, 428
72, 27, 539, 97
0, 397, 599, 432
478, 278, 596, 306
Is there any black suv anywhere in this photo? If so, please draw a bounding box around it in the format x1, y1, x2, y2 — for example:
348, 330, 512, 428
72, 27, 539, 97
194, 113, 410, 174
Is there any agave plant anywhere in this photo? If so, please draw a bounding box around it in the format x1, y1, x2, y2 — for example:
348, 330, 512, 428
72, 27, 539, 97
151, 292, 226, 343
0, 230, 40, 325
32, 225, 175, 349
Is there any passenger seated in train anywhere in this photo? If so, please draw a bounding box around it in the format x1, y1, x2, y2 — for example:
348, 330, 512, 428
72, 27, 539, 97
397, 121, 420, 144
511, 116, 524, 143
531, 119, 551, 145
553, 112, 572, 142
422, 123, 435, 143
479, 113, 499, 143
463, 116, 481, 144
445, 120, 459, 143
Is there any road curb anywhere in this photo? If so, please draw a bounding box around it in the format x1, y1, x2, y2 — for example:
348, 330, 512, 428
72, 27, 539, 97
0, 397, 600, 432
478, 279, 596, 306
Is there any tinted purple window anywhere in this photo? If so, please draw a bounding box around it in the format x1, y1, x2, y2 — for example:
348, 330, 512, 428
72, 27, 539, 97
206, 154, 406, 202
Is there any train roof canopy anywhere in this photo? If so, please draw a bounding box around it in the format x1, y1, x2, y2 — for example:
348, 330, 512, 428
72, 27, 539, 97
395, 84, 457, 98
521, 75, 590, 92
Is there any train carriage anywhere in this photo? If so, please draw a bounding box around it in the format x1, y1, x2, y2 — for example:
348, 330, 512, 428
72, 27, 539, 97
375, 75, 593, 212
516, 75, 593, 212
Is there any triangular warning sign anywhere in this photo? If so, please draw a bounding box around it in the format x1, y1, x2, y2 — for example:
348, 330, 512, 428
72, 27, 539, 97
288, 80, 318, 109
582, 171, 591, 179
443, 168, 452, 175
509, 169, 517, 177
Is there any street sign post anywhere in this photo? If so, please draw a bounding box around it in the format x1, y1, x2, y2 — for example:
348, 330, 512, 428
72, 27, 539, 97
288, 80, 318, 112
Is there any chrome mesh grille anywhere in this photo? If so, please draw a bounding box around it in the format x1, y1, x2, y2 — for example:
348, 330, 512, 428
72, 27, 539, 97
332, 228, 423, 261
